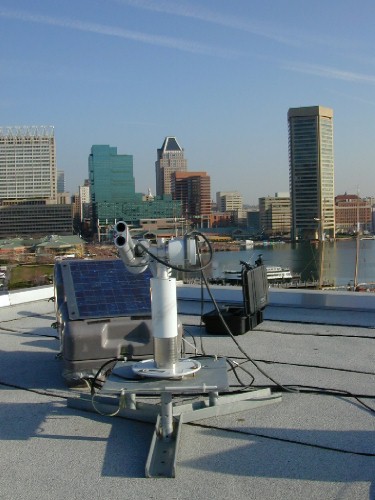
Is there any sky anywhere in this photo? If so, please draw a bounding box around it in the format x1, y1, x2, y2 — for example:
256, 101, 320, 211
1, 0, 375, 204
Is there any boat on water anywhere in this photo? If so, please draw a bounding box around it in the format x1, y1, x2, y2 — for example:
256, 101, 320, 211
218, 265, 297, 285
265, 266, 295, 281
355, 282, 375, 292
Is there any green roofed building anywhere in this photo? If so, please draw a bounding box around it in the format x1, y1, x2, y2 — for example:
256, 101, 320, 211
89, 145, 135, 205
88, 145, 182, 241
95, 194, 182, 242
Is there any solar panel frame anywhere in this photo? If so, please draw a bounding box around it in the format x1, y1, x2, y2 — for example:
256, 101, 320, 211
56, 259, 152, 320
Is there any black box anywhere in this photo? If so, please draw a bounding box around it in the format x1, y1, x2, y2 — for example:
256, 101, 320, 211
202, 307, 263, 335
202, 265, 268, 335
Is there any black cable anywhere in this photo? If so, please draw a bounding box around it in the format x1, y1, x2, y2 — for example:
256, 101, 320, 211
221, 355, 375, 412
0, 311, 56, 324
198, 264, 299, 393
1, 381, 372, 457
22, 332, 59, 339
225, 357, 255, 389
282, 384, 375, 414
0, 381, 67, 399
229, 355, 375, 377
244, 383, 375, 414
256, 327, 375, 340
89, 356, 124, 395
135, 230, 213, 273
266, 317, 375, 329
195, 262, 372, 398
189, 421, 375, 457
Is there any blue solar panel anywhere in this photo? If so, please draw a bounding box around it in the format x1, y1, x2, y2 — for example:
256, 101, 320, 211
56, 259, 152, 320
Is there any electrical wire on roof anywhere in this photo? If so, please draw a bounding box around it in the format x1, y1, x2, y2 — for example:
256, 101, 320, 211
189, 421, 375, 457
226, 355, 375, 377
195, 252, 298, 393
225, 357, 255, 388
192, 237, 375, 406
88, 356, 125, 395
256, 327, 375, 339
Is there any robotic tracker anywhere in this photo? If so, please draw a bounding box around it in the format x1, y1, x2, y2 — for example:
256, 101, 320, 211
68, 222, 282, 478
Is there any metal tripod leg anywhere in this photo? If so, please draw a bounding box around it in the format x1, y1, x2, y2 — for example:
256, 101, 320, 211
144, 388, 282, 478
145, 392, 182, 478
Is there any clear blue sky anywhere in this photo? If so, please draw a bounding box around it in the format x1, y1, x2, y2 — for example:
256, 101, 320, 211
1, 0, 375, 204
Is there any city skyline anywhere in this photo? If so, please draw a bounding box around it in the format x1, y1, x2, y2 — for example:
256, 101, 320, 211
1, 0, 375, 203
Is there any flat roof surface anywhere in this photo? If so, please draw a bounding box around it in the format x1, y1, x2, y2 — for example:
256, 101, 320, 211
1, 297, 374, 499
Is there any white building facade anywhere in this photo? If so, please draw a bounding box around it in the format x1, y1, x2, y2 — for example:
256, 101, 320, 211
216, 191, 243, 212
0, 126, 56, 202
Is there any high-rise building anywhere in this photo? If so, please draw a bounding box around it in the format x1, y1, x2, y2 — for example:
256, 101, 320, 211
0, 126, 56, 202
216, 191, 243, 212
288, 106, 335, 241
89, 145, 135, 204
88, 145, 182, 240
0, 126, 73, 237
171, 171, 211, 227
155, 137, 187, 196
88, 145, 135, 240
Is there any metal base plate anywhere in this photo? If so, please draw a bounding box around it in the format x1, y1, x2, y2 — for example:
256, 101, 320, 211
103, 356, 230, 394
131, 358, 201, 379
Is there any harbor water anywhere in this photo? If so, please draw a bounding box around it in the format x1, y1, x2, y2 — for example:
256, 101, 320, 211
210, 239, 375, 288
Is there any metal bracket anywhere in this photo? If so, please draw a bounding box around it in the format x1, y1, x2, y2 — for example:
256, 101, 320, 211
67, 357, 282, 478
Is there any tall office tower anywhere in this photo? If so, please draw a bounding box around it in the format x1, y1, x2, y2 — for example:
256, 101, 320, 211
171, 171, 211, 227
288, 106, 335, 241
155, 137, 187, 196
216, 191, 243, 212
89, 145, 135, 204
57, 170, 65, 193
88, 145, 135, 239
0, 126, 56, 202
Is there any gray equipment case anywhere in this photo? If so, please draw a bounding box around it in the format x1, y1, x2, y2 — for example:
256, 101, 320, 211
54, 259, 156, 384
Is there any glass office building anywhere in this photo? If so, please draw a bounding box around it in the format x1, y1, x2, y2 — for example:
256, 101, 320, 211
89, 145, 182, 241
89, 145, 135, 204
288, 106, 335, 241
89, 144, 135, 238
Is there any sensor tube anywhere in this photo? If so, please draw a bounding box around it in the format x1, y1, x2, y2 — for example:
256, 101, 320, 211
151, 276, 178, 369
